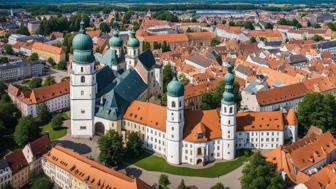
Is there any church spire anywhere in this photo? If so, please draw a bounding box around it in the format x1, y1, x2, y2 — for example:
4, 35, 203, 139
79, 18, 85, 34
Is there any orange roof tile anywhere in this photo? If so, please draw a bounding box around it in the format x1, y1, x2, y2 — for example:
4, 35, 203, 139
32, 42, 63, 55
143, 34, 189, 43
45, 146, 150, 189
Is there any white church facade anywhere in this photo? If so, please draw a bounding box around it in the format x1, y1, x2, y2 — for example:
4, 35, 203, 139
70, 20, 298, 166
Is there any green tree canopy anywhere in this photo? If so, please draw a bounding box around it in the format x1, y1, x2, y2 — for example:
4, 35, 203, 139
265, 23, 274, 30
43, 76, 56, 86
241, 152, 285, 189
201, 80, 241, 110
16, 26, 30, 36
36, 103, 52, 125
99, 22, 111, 33
210, 183, 225, 189
98, 130, 125, 167
29, 52, 39, 62
163, 64, 174, 93
159, 174, 170, 189
0, 102, 21, 131
47, 57, 56, 66
211, 37, 221, 46
298, 93, 336, 137
14, 116, 41, 147
4, 44, 13, 55
311, 34, 324, 42
29, 78, 43, 89
143, 42, 151, 51
126, 132, 143, 158
51, 114, 63, 130
30, 175, 54, 189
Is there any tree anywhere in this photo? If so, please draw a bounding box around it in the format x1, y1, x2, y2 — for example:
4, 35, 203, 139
47, 57, 56, 66
163, 64, 174, 93
98, 130, 124, 167
186, 27, 193, 33
201, 80, 241, 110
211, 37, 221, 46
244, 21, 255, 30
3, 44, 13, 55
51, 114, 63, 130
14, 116, 41, 147
126, 132, 143, 158
178, 73, 189, 85
241, 152, 284, 189
143, 42, 151, 50
177, 179, 186, 189
30, 176, 54, 189
250, 36, 257, 43
0, 56, 9, 64
99, 22, 111, 33
16, 26, 30, 36
29, 78, 43, 89
0, 102, 21, 131
327, 22, 336, 31
210, 183, 225, 189
265, 23, 274, 29
161, 41, 171, 52
36, 103, 52, 125
311, 34, 324, 42
56, 60, 67, 70
314, 23, 321, 28
29, 53, 39, 62
43, 76, 56, 86
298, 93, 336, 137
153, 41, 161, 50
229, 21, 235, 26
159, 174, 170, 189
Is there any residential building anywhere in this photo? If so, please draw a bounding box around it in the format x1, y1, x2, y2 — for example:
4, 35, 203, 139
22, 135, 51, 173
8, 34, 44, 45
8, 80, 70, 117
0, 60, 44, 81
266, 128, 336, 187
314, 40, 336, 57
32, 42, 65, 63
0, 160, 11, 189
4, 150, 29, 189
42, 145, 151, 189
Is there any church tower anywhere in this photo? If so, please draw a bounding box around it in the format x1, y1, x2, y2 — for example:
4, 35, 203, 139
109, 30, 123, 58
166, 73, 184, 165
70, 20, 96, 138
126, 29, 140, 70
220, 63, 236, 160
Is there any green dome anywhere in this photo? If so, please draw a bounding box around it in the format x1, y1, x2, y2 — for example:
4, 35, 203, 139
73, 50, 95, 64
222, 63, 235, 104
223, 91, 235, 103
167, 77, 184, 97
72, 20, 93, 51
127, 30, 140, 48
109, 30, 123, 47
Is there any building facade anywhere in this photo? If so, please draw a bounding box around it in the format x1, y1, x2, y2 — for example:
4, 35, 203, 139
0, 60, 44, 81
8, 80, 70, 117
42, 145, 151, 189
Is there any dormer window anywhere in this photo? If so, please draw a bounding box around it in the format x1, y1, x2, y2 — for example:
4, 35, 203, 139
197, 132, 203, 139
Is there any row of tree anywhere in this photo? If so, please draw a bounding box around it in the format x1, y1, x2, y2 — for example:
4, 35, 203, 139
38, 14, 90, 36
98, 130, 143, 167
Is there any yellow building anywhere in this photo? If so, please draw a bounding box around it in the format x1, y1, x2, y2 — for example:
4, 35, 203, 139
32, 42, 65, 63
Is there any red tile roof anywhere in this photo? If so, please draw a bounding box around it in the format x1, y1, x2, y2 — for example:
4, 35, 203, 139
4, 149, 28, 174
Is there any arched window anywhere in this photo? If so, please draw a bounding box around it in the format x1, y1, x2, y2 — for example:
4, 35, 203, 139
179, 101, 182, 107
172, 101, 176, 108
229, 107, 233, 113
81, 91, 84, 95
224, 107, 227, 113
81, 76, 85, 83
80, 67, 83, 72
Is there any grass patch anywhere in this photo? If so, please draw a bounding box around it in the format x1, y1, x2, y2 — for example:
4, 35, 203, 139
40, 112, 69, 140
41, 123, 67, 140
127, 153, 248, 178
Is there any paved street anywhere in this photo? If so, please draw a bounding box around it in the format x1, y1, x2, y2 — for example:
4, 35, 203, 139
53, 123, 243, 189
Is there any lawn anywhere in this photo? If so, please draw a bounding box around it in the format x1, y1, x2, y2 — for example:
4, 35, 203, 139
128, 153, 248, 178
40, 112, 69, 140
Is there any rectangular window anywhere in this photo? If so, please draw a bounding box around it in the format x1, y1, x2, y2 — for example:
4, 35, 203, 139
80, 126, 86, 130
